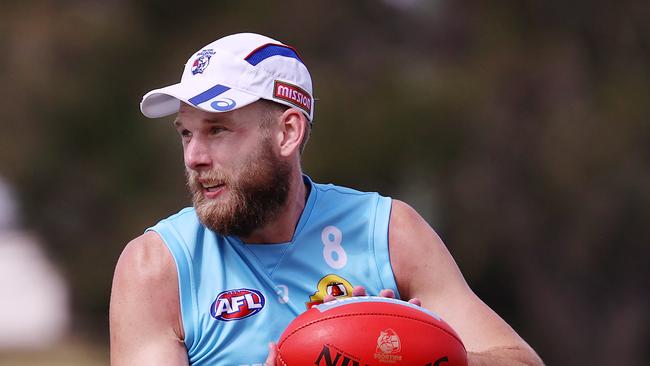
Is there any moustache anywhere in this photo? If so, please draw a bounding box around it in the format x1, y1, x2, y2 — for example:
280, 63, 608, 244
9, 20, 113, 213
186, 169, 230, 188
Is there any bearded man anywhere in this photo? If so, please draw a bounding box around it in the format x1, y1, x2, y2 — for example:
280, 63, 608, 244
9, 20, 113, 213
109, 33, 543, 366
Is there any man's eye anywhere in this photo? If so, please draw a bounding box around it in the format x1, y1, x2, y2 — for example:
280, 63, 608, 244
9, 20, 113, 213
180, 129, 191, 138
210, 127, 225, 135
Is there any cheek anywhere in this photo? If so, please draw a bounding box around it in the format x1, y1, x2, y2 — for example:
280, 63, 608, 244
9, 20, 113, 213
182, 142, 224, 168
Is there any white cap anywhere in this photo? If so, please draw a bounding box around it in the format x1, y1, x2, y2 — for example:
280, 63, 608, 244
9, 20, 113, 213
140, 33, 314, 121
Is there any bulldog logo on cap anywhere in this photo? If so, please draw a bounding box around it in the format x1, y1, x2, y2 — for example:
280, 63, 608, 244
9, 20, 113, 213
191, 49, 216, 75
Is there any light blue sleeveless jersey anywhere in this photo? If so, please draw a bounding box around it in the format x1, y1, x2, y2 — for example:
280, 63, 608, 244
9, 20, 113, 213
147, 176, 399, 365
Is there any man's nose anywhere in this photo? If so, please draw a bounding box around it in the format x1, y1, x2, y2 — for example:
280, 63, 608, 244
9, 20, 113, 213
184, 138, 212, 171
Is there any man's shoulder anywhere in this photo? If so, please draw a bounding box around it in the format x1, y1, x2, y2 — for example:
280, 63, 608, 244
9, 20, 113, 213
117, 231, 176, 284
110, 232, 185, 355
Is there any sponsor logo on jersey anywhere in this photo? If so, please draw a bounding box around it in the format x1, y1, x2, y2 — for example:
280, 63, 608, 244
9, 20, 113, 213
374, 328, 403, 363
273, 80, 312, 115
210, 288, 265, 321
306, 274, 354, 308
191, 49, 216, 75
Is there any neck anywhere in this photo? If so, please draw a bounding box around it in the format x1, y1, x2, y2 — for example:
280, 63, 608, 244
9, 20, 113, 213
239, 169, 307, 244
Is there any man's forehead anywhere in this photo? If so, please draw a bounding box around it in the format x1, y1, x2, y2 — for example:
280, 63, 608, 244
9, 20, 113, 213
174, 104, 234, 126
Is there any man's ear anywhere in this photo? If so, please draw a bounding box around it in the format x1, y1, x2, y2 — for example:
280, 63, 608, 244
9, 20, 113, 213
277, 108, 307, 157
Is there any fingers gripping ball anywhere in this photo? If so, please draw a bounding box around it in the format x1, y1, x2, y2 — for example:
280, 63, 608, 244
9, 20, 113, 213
276, 296, 467, 366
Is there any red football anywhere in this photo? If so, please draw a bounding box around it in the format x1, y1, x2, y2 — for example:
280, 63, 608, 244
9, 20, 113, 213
276, 296, 467, 366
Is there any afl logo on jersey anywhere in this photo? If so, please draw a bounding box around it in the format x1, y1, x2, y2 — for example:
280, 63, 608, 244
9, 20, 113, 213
210, 288, 266, 321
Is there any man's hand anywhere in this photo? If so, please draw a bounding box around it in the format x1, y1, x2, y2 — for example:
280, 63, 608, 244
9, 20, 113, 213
264, 343, 278, 366
323, 285, 422, 306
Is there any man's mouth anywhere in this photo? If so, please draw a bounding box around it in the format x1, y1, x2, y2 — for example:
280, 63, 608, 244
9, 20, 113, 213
198, 180, 226, 198
202, 182, 225, 192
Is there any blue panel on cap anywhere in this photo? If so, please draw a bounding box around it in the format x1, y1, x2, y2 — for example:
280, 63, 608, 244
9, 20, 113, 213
245, 44, 303, 66
188, 84, 231, 106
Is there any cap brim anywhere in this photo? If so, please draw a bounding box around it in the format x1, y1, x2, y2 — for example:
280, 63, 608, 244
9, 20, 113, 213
140, 80, 261, 118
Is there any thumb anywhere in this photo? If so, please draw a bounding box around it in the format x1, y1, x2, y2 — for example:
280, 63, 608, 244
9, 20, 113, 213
265, 342, 278, 366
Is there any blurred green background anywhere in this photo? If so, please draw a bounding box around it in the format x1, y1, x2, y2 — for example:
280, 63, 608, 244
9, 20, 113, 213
1, 0, 648, 365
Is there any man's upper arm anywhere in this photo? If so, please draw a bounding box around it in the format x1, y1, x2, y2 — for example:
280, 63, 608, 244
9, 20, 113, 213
388, 200, 538, 357
109, 231, 188, 366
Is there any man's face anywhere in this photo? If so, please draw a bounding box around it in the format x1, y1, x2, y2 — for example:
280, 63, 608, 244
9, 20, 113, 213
175, 103, 291, 238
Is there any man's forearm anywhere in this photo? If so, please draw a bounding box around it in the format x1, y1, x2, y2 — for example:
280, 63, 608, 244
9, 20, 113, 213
468, 346, 544, 366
